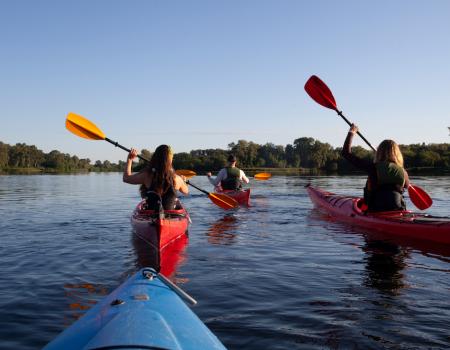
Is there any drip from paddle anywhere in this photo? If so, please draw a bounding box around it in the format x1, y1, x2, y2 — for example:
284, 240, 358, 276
304, 75, 432, 210
65, 113, 237, 209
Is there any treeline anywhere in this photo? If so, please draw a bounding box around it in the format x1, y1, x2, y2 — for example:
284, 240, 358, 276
1, 138, 449, 174
172, 138, 450, 174
0, 142, 124, 172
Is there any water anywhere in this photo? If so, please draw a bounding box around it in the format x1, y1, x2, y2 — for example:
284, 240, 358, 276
0, 174, 449, 349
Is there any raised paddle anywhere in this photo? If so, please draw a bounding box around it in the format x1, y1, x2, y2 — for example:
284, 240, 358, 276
66, 112, 150, 162
186, 181, 238, 210
304, 75, 433, 210
65, 112, 238, 209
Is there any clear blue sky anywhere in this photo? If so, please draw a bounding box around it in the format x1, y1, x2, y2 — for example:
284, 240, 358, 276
1, 1, 449, 162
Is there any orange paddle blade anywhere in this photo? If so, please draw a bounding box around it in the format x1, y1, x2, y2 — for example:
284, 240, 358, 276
175, 170, 197, 179
208, 193, 238, 210
66, 112, 106, 140
408, 184, 433, 210
254, 172, 272, 180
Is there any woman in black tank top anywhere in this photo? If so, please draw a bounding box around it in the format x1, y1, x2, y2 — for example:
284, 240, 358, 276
123, 145, 189, 210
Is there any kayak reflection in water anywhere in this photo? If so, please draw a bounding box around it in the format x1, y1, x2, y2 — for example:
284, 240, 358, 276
207, 154, 250, 191
123, 145, 189, 210
342, 124, 410, 212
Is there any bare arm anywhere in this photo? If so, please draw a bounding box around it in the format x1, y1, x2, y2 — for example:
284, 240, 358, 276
123, 148, 147, 185
174, 174, 189, 195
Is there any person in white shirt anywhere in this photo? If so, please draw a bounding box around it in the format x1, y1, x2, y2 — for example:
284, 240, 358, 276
207, 154, 250, 191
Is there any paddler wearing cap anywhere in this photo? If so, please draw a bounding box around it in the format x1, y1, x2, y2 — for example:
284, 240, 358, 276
207, 154, 250, 191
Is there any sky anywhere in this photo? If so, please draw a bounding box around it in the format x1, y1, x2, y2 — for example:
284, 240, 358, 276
1, 0, 449, 162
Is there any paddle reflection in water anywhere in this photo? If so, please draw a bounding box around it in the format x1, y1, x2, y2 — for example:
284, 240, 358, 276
206, 214, 238, 245
131, 232, 189, 279
62, 282, 109, 325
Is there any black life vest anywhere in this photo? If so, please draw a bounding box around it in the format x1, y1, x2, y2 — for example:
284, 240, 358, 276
220, 167, 242, 190
364, 161, 406, 212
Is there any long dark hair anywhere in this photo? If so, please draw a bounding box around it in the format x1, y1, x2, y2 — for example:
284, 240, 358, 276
140, 145, 174, 197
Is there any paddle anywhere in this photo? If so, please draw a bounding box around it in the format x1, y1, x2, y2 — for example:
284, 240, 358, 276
66, 112, 150, 162
304, 75, 433, 210
253, 172, 272, 181
186, 181, 238, 210
65, 112, 238, 209
179, 169, 271, 181
175, 170, 197, 179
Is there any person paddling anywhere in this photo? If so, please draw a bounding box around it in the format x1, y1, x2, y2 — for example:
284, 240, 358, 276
123, 145, 189, 210
342, 124, 410, 211
207, 154, 249, 191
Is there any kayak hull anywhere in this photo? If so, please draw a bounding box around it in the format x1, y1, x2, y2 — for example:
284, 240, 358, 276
307, 185, 450, 245
216, 188, 251, 206
44, 268, 227, 350
131, 200, 190, 250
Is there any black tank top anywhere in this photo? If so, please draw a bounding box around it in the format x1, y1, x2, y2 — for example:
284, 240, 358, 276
144, 178, 177, 211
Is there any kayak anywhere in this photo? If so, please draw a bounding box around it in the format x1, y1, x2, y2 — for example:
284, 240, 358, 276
44, 268, 227, 350
216, 188, 251, 206
306, 185, 450, 245
131, 200, 190, 250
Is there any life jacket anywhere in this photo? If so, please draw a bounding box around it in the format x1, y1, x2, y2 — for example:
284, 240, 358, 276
364, 161, 406, 212
220, 167, 242, 191
143, 176, 178, 211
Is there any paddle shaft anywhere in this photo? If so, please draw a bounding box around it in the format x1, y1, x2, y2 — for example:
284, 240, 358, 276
105, 137, 149, 162
186, 181, 209, 195
336, 111, 376, 152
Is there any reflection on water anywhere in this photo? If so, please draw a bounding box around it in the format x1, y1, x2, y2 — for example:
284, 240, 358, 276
62, 283, 109, 325
206, 214, 238, 245
132, 231, 188, 279
362, 239, 409, 295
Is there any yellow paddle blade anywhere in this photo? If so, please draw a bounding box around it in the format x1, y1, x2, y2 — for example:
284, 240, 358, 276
175, 170, 197, 179
208, 193, 238, 210
254, 172, 272, 180
66, 112, 106, 140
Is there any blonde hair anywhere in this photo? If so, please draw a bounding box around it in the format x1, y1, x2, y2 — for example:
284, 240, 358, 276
375, 140, 404, 167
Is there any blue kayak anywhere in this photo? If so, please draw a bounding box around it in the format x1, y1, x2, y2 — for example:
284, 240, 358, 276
44, 268, 227, 350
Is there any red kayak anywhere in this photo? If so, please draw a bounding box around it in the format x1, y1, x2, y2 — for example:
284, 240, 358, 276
306, 185, 450, 245
131, 201, 190, 250
216, 188, 251, 206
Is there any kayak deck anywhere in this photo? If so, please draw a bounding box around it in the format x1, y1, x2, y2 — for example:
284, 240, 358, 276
44, 268, 227, 350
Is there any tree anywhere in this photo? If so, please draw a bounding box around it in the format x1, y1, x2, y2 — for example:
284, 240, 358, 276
0, 142, 9, 168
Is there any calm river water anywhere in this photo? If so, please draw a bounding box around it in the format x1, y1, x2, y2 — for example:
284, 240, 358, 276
0, 174, 449, 349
